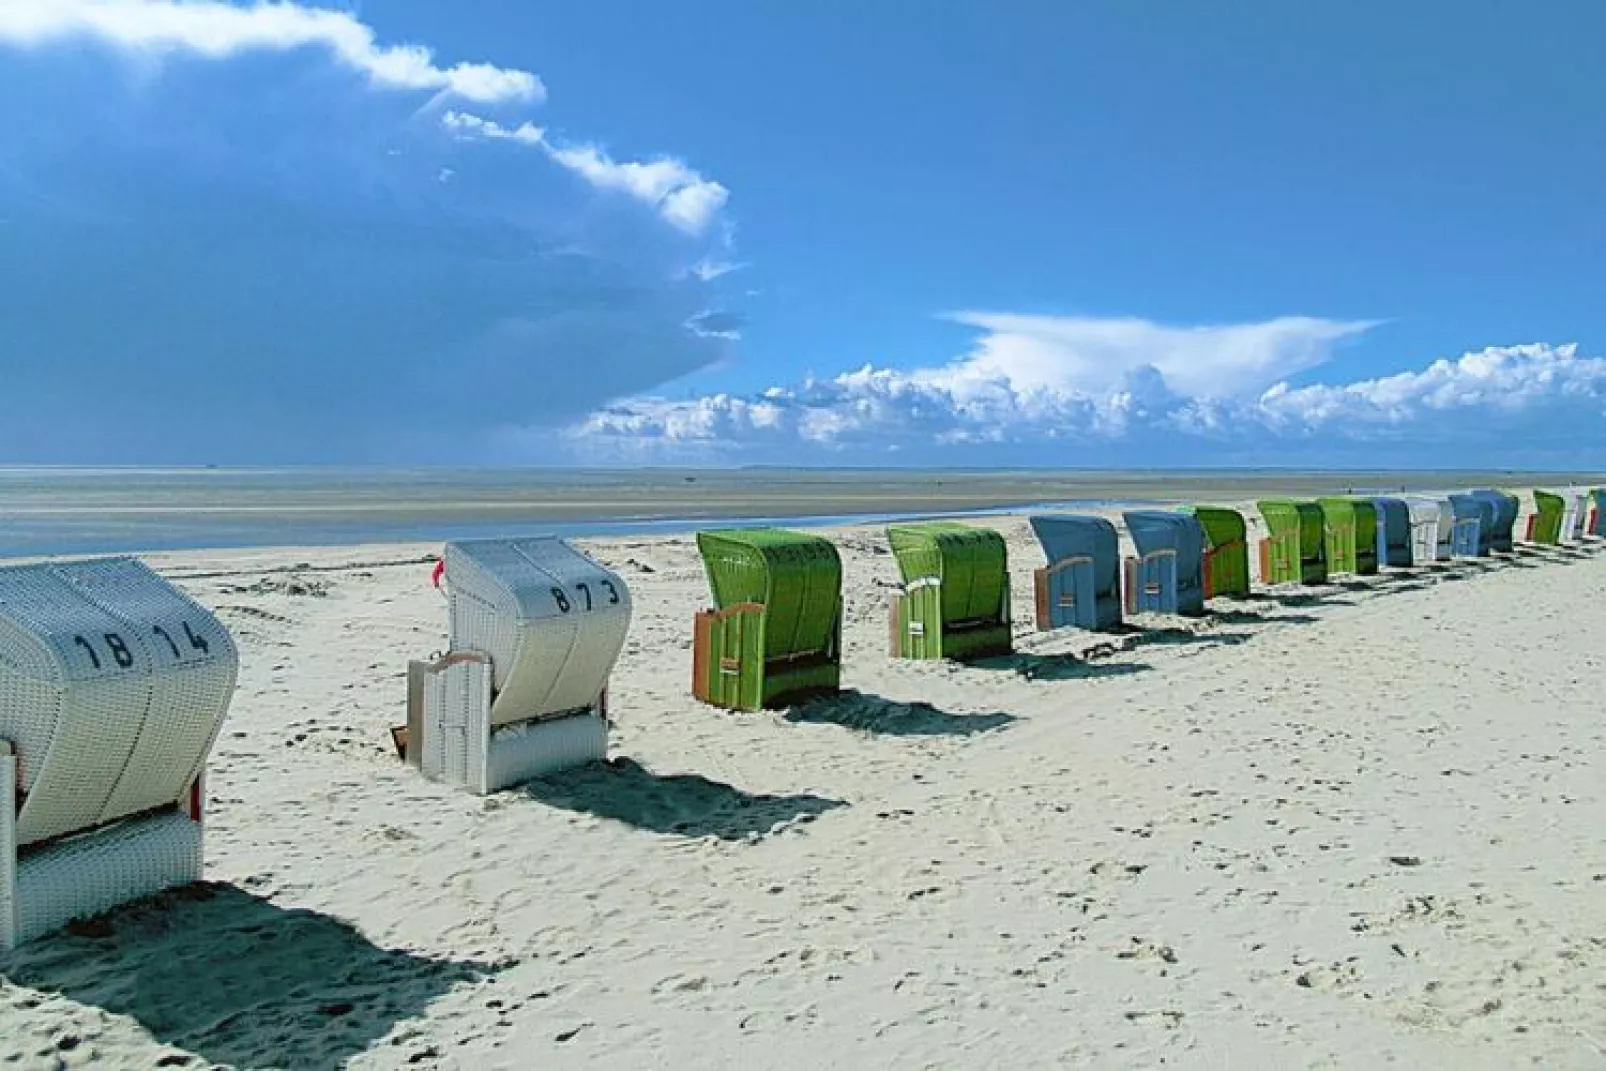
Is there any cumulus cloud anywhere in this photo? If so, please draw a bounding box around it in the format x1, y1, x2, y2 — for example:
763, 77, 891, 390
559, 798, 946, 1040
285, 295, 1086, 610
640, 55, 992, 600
446, 110, 729, 236
0, 0, 543, 103
0, 0, 738, 463
562, 316, 1606, 466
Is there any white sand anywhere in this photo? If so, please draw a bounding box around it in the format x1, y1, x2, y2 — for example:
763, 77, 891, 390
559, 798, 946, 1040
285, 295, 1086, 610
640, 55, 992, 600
2, 508, 1604, 1069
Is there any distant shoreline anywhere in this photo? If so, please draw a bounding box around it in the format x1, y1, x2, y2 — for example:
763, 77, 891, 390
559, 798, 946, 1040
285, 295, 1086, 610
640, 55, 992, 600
2, 467, 1598, 559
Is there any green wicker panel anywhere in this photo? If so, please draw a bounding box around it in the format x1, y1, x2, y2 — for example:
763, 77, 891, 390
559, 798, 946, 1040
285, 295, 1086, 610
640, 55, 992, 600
697, 528, 842, 660
1259, 499, 1327, 584
886, 523, 1008, 625
1183, 505, 1250, 597
1531, 491, 1564, 544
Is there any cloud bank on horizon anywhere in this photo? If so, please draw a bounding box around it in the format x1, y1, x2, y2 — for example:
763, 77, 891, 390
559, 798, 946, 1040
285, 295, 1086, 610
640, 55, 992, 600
0, 3, 1600, 468
0, 0, 737, 461
566, 316, 1606, 467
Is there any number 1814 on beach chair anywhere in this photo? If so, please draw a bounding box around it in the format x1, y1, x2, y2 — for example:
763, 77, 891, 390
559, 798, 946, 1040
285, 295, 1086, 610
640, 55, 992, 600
1, 558, 237, 949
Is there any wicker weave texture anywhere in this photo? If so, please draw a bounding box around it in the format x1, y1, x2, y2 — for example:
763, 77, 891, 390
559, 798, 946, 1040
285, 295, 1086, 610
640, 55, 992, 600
0, 558, 235, 847
444, 538, 631, 728
3, 788, 202, 950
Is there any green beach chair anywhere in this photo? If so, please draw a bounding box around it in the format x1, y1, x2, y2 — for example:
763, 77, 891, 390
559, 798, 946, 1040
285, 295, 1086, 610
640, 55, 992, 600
692, 528, 842, 711
887, 522, 1013, 661
1257, 500, 1328, 585
1317, 497, 1379, 576
1528, 490, 1564, 544
1181, 505, 1251, 598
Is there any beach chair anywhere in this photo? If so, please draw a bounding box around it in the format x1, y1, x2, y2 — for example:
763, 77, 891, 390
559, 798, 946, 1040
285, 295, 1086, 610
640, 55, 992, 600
0, 557, 237, 949
1317, 498, 1379, 576
1256, 500, 1328, 585
1469, 490, 1519, 553
1181, 506, 1251, 598
1402, 495, 1453, 562
397, 538, 631, 794
1028, 515, 1122, 632
1591, 489, 1606, 537
1122, 511, 1206, 616
887, 523, 1012, 661
1371, 497, 1413, 568
1562, 488, 1588, 541
1527, 491, 1565, 545
692, 528, 842, 711
1447, 494, 1493, 557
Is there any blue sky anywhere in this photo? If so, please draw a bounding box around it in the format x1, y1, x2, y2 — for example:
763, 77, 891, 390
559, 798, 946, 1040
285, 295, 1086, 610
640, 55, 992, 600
2, 1, 1604, 467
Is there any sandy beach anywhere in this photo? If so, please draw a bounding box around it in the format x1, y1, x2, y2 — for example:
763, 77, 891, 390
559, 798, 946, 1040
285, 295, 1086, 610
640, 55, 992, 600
2, 501, 1604, 1069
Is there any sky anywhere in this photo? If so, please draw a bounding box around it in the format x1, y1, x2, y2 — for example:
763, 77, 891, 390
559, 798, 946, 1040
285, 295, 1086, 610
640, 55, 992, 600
1, 0, 1604, 468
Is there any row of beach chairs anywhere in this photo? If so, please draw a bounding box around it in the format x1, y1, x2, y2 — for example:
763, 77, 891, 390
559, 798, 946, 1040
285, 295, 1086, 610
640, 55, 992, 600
1, 487, 1601, 948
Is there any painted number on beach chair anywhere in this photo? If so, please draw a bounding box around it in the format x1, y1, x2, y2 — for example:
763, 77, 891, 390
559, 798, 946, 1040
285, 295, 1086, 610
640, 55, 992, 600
152, 622, 211, 659
73, 621, 212, 671
551, 580, 621, 614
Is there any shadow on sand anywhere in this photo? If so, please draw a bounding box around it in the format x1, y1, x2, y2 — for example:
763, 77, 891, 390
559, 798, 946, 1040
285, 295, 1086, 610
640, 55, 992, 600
1, 883, 497, 1071
785, 688, 1016, 737
973, 652, 1155, 682
526, 756, 845, 840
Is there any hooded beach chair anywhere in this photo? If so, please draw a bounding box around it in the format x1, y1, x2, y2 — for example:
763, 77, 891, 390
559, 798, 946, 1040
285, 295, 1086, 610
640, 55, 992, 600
1257, 500, 1328, 585
887, 522, 1012, 661
1317, 498, 1379, 576
1591, 489, 1606, 537
1563, 488, 1588, 541
1028, 514, 1122, 632
0, 557, 237, 949
1182, 506, 1251, 598
1527, 491, 1565, 545
1469, 490, 1519, 553
1447, 494, 1493, 556
692, 528, 842, 711
1371, 497, 1413, 568
1402, 495, 1453, 562
1122, 511, 1206, 616
397, 537, 631, 794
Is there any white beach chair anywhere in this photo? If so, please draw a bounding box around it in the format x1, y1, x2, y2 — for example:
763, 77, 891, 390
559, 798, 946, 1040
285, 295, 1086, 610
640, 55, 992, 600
1403, 495, 1453, 562
0, 557, 237, 950
400, 538, 632, 794
1563, 487, 1588, 542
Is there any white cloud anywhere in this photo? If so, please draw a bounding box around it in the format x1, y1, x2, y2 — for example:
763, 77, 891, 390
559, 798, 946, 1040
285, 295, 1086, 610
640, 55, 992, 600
440, 109, 544, 145
445, 110, 729, 236
0, 0, 543, 103
936, 313, 1378, 399
544, 143, 729, 236
562, 315, 1606, 465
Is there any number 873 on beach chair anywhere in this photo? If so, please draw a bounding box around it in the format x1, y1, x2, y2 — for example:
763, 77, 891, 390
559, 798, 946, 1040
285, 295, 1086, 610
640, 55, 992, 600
395, 538, 632, 794
1, 558, 237, 949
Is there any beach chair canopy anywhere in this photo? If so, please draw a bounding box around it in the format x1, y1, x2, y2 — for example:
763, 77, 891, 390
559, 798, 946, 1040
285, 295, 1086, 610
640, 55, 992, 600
1468, 490, 1518, 551
1258, 499, 1325, 560
1530, 490, 1565, 545
1123, 510, 1206, 613
888, 522, 1009, 625
0, 557, 237, 847
1371, 497, 1413, 567
1028, 514, 1119, 593
1316, 497, 1379, 574
1562, 488, 1588, 539
1182, 505, 1251, 597
697, 528, 841, 660
1402, 495, 1453, 560
444, 537, 633, 727
1448, 493, 1495, 555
